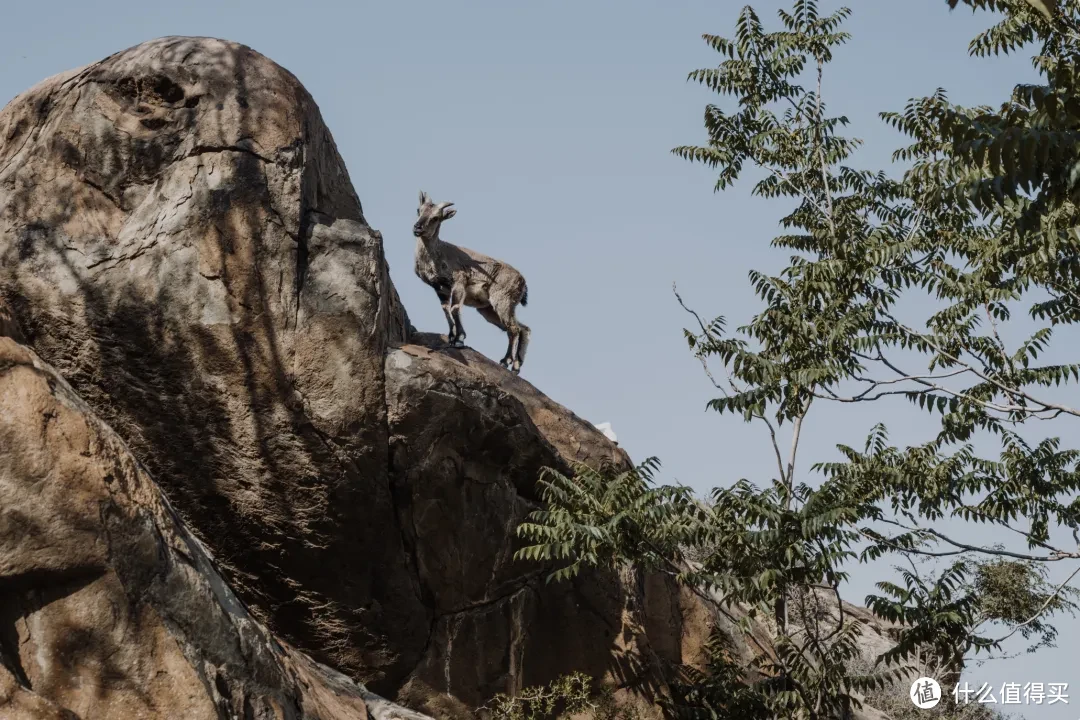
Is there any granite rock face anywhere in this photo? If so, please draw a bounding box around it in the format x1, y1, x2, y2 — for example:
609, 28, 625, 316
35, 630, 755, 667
384, 338, 649, 715
0, 320, 432, 719
0, 35, 423, 688
0, 37, 707, 717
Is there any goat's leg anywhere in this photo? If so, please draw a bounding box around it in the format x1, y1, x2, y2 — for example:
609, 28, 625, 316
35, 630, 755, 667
449, 281, 468, 347
491, 296, 525, 372
435, 287, 457, 345
450, 307, 466, 347
443, 305, 457, 345
505, 327, 522, 373
502, 331, 515, 369
476, 306, 512, 367
513, 323, 531, 373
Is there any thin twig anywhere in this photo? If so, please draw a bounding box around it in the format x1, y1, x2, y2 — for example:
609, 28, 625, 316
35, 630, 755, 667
814, 56, 837, 240
881, 313, 1080, 418
878, 518, 1080, 562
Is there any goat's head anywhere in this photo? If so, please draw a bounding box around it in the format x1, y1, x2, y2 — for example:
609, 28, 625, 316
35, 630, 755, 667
413, 191, 457, 239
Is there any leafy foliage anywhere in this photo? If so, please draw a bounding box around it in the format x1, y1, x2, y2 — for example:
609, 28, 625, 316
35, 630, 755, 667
513, 0, 1080, 718
868, 561, 990, 676
479, 672, 647, 720
479, 672, 596, 720
516, 458, 699, 583
848, 654, 1022, 720
665, 630, 770, 720
973, 557, 1078, 647
519, 459, 899, 717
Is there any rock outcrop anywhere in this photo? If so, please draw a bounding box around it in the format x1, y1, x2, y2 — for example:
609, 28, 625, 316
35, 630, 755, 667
384, 337, 648, 715
0, 319, 432, 719
0, 36, 425, 690
0, 37, 709, 718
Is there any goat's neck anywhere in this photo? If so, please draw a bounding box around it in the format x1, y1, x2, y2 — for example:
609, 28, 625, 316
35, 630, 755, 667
414, 234, 443, 280
416, 231, 442, 256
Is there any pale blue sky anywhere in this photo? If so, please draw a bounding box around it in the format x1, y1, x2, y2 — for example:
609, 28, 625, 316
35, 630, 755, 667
2, 1, 1074, 716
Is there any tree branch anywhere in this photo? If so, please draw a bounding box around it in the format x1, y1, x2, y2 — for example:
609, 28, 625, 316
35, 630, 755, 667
990, 562, 1080, 645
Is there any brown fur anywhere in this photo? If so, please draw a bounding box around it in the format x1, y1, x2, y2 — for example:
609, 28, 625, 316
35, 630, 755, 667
412, 191, 531, 372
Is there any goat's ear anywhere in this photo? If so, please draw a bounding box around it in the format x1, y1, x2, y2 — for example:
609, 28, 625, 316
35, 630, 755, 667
441, 206, 457, 220
419, 190, 429, 205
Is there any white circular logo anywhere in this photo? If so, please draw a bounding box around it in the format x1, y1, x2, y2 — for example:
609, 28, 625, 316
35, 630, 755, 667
910, 677, 942, 709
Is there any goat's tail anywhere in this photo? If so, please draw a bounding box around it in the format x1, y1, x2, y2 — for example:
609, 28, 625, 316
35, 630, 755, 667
520, 281, 528, 307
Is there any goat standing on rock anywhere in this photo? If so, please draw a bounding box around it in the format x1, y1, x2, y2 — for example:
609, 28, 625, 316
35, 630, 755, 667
412, 191, 532, 373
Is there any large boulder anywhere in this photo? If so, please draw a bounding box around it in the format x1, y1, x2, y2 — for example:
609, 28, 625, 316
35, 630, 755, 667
0, 321, 432, 720
0, 37, 704, 716
384, 338, 652, 714
0, 35, 423, 689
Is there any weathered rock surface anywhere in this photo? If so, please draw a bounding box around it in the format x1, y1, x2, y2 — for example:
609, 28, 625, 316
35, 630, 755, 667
0, 37, 705, 717
0, 35, 423, 689
0, 326, 432, 719
385, 338, 653, 715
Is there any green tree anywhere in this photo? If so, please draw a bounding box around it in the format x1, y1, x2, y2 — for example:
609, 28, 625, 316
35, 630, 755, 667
517, 1, 1080, 718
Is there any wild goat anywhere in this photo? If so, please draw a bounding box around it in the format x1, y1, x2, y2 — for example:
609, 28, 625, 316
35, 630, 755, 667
412, 191, 531, 372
